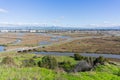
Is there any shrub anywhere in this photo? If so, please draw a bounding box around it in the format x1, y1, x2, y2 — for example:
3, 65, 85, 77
117, 69, 120, 76
22, 59, 36, 67
74, 53, 84, 60
38, 56, 58, 69
59, 61, 74, 72
42, 46, 45, 48
94, 56, 106, 65
85, 57, 96, 66
32, 55, 38, 58
1, 56, 15, 65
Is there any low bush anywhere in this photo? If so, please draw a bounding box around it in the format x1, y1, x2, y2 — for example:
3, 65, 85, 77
116, 69, 120, 76
1, 56, 15, 66
59, 61, 74, 72
22, 59, 36, 67
74, 53, 84, 60
38, 56, 58, 69
94, 56, 106, 65
32, 55, 38, 58
85, 57, 96, 66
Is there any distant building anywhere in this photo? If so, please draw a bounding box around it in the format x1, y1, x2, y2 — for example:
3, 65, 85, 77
30, 30, 36, 33
0, 30, 9, 32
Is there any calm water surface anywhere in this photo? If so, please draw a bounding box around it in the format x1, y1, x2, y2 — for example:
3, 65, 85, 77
0, 46, 5, 52
34, 52, 120, 59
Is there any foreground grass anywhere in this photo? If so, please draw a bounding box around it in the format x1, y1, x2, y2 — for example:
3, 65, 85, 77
0, 66, 55, 80
0, 64, 119, 80
0, 51, 119, 80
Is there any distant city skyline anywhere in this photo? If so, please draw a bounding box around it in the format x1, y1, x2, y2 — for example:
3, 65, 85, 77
0, 0, 120, 28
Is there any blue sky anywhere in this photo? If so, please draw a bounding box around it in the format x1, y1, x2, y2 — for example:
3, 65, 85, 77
0, 0, 120, 27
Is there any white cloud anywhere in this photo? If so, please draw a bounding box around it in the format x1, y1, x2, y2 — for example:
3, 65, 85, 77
0, 21, 120, 28
0, 22, 51, 27
0, 8, 8, 13
85, 23, 120, 28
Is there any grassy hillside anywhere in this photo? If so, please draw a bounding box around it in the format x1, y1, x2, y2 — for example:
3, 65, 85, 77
0, 51, 119, 80
0, 64, 119, 80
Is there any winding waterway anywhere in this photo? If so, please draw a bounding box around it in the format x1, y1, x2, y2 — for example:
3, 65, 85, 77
34, 51, 120, 59
38, 33, 71, 46
11, 39, 22, 45
0, 46, 5, 52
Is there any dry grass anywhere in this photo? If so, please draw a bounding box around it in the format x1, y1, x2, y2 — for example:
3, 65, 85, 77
5, 33, 67, 50
50, 31, 104, 38
0, 38, 16, 45
40, 36, 120, 54
108, 58, 120, 63
0, 33, 18, 45
0, 33, 49, 48
19, 33, 51, 46
3, 33, 51, 50
1, 32, 120, 54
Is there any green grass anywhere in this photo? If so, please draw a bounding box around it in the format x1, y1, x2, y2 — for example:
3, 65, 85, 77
0, 66, 55, 80
55, 56, 77, 65
94, 63, 120, 75
0, 51, 119, 80
0, 66, 119, 80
